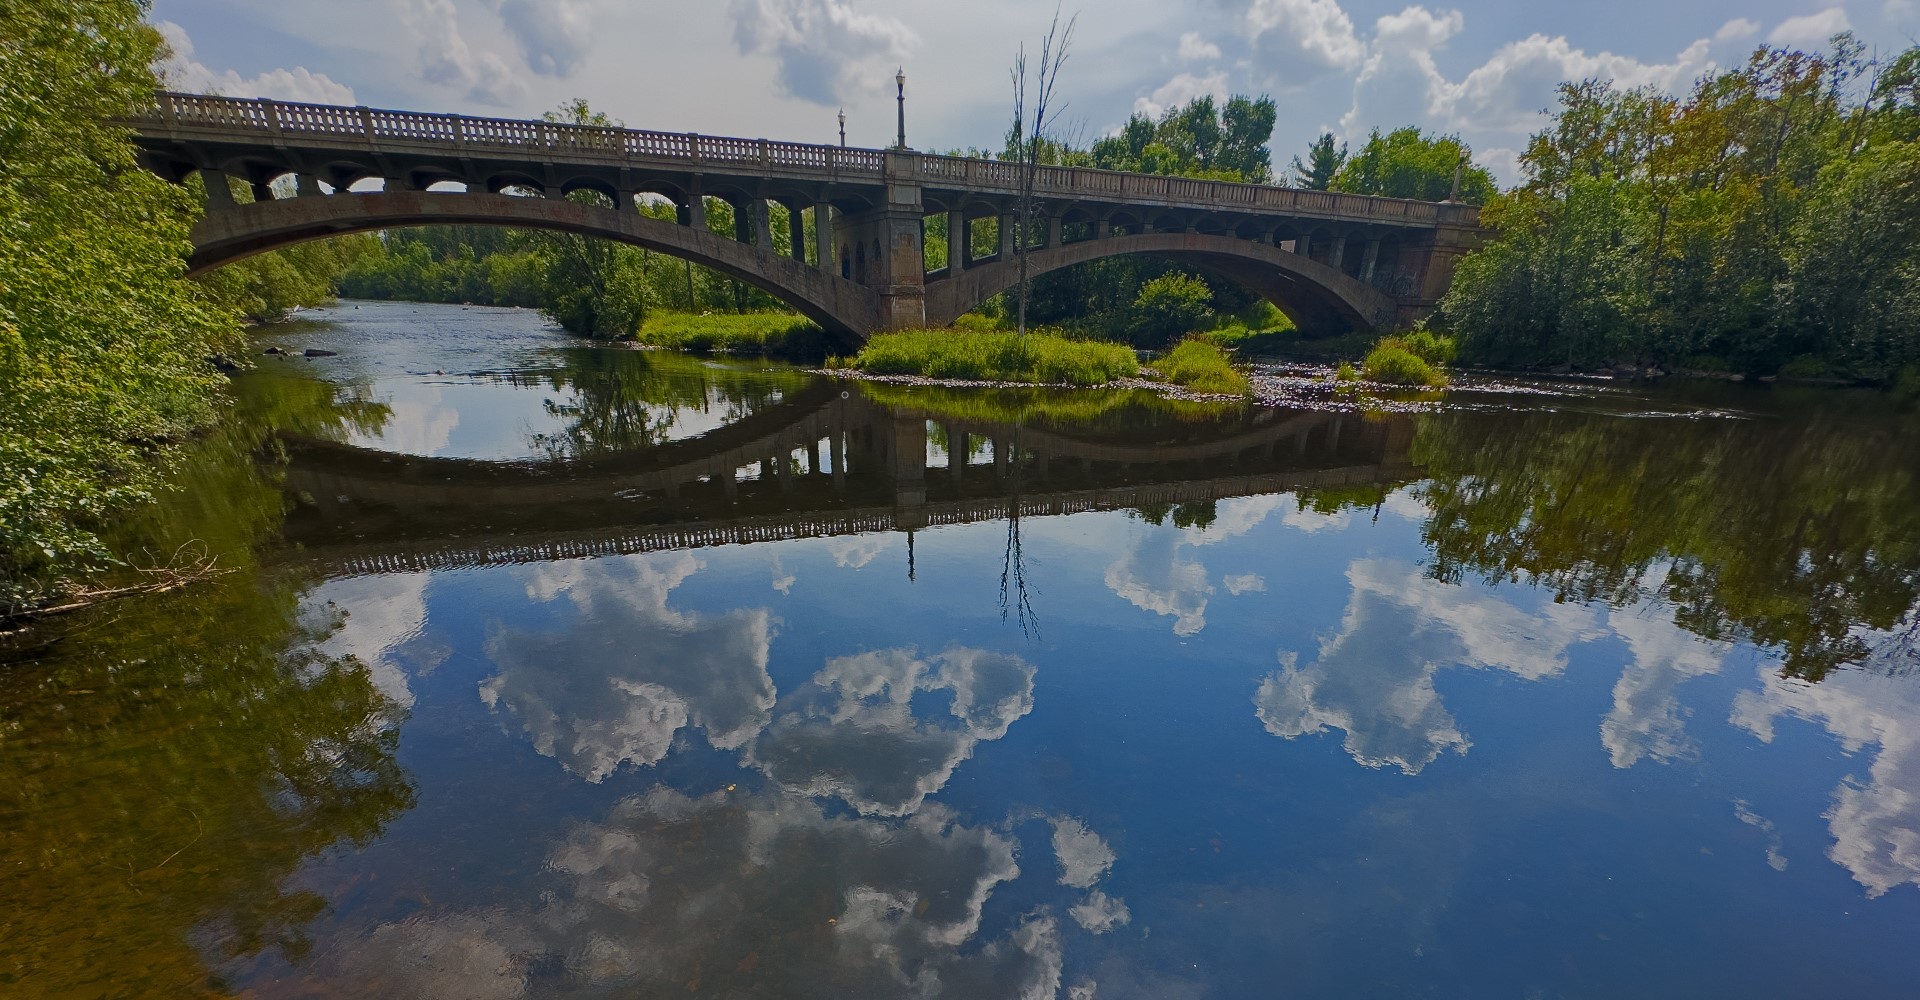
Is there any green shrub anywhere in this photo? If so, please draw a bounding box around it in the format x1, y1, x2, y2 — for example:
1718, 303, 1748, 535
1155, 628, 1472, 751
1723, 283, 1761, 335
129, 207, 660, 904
847, 330, 1140, 385
1131, 273, 1214, 345
1362, 344, 1448, 387
1155, 339, 1251, 395
1335, 361, 1360, 382
1393, 330, 1458, 365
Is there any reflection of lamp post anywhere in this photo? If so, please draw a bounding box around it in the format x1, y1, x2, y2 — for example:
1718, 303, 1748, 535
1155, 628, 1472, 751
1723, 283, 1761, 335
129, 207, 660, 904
838, 108, 846, 147
895, 68, 907, 149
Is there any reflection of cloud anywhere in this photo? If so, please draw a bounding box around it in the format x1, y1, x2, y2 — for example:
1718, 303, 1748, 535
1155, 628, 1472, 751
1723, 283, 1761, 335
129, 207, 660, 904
1224, 574, 1266, 596
1070, 890, 1132, 935
1107, 529, 1212, 636
1735, 801, 1790, 872
827, 534, 889, 569
1075, 894, 1128, 932
324, 788, 1060, 997
313, 572, 437, 710
481, 553, 775, 782
1733, 668, 1920, 897
1109, 496, 1289, 635
1051, 817, 1116, 889
770, 554, 796, 594
1190, 495, 1287, 546
1257, 560, 1603, 774
749, 647, 1035, 816
1600, 610, 1729, 768
352, 381, 461, 457
1282, 506, 1351, 534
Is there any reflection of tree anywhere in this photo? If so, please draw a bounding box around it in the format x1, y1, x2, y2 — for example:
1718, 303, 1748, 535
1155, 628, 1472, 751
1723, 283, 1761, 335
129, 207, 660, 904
1132, 500, 1219, 530
524, 348, 813, 461
1411, 407, 1920, 681
1000, 427, 1039, 636
0, 371, 414, 995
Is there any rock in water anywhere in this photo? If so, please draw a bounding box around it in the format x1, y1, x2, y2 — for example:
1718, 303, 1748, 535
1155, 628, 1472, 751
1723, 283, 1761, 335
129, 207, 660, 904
304, 349, 338, 358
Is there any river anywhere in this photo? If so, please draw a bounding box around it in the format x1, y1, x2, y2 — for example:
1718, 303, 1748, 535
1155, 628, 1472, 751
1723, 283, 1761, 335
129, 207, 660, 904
5, 299, 1919, 998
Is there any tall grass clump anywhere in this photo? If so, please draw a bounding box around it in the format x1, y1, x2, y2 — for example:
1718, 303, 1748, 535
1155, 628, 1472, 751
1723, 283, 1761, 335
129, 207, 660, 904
844, 330, 1139, 386
1155, 339, 1251, 395
1359, 332, 1455, 388
636, 312, 834, 359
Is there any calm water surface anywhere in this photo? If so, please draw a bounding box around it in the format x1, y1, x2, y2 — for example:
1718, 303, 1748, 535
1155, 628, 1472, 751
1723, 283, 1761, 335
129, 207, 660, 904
5, 299, 1920, 998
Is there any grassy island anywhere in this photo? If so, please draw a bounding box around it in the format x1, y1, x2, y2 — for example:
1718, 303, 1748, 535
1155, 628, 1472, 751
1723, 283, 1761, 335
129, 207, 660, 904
1152, 339, 1251, 395
837, 329, 1140, 386
633, 312, 833, 358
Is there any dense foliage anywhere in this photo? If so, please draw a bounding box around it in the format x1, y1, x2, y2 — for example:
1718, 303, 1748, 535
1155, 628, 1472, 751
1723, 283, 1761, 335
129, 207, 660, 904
1089, 95, 1281, 182
0, 0, 244, 611
1440, 39, 1920, 380
1333, 126, 1497, 204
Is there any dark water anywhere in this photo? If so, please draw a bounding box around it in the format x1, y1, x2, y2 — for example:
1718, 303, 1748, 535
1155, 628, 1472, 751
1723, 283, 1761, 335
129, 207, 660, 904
5, 299, 1920, 999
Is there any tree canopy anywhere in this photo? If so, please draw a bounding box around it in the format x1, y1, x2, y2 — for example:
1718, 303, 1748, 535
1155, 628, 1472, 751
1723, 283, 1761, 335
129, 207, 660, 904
0, 0, 239, 610
1332, 126, 1497, 203
1091, 95, 1280, 183
1439, 37, 1920, 380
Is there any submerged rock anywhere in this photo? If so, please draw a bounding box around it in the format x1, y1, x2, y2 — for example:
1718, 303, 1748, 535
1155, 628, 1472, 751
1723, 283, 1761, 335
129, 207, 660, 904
304, 349, 338, 358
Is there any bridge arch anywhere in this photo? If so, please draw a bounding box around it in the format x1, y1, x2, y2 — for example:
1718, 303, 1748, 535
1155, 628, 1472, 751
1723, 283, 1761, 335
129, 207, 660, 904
922, 232, 1400, 333
185, 190, 879, 337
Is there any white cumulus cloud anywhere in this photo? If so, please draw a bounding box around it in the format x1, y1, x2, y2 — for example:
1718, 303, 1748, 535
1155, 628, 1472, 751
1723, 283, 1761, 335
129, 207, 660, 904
728, 0, 919, 106
154, 21, 356, 104
1178, 32, 1222, 62
401, 0, 526, 105
1769, 8, 1853, 49
1715, 17, 1762, 43
1245, 0, 1366, 80
490, 0, 599, 77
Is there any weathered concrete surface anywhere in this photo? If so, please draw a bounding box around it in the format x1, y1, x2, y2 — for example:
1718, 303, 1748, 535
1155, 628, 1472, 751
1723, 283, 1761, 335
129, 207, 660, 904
189, 192, 881, 338
132, 92, 1488, 336
925, 232, 1402, 331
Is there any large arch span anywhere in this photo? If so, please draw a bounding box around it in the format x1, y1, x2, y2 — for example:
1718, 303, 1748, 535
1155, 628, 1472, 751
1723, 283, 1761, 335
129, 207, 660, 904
188, 191, 881, 337
926, 232, 1401, 333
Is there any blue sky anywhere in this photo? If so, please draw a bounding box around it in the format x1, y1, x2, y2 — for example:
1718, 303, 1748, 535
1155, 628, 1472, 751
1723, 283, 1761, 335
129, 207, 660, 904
152, 1, 1919, 181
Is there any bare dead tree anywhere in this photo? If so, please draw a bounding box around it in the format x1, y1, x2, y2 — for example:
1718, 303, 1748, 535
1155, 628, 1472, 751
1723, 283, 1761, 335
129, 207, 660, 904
1009, 6, 1077, 337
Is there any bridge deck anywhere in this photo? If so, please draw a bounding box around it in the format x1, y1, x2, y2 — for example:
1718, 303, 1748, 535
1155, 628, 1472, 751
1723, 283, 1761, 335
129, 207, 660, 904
130, 93, 1480, 229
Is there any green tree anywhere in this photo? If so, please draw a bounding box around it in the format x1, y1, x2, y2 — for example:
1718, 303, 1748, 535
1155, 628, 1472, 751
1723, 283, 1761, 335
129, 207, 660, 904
1090, 95, 1279, 182
1333, 126, 1497, 203
1131, 273, 1214, 345
1439, 38, 1920, 379
1290, 131, 1348, 190
0, 0, 243, 611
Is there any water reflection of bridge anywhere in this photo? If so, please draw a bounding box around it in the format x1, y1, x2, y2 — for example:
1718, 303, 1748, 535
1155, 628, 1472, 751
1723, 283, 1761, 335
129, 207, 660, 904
283, 386, 1417, 576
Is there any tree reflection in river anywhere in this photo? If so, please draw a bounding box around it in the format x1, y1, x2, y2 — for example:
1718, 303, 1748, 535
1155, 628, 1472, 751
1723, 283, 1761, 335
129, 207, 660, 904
1411, 400, 1920, 681
0, 371, 411, 997
526, 348, 813, 461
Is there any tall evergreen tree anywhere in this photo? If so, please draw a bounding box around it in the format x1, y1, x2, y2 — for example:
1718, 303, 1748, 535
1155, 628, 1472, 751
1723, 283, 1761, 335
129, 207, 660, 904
1290, 132, 1347, 190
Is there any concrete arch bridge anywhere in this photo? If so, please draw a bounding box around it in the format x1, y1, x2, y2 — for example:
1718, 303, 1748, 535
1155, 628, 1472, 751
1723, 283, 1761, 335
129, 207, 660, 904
129, 93, 1484, 339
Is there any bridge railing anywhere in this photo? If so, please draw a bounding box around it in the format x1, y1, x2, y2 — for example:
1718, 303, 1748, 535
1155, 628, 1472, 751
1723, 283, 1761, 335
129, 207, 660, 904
147, 92, 890, 177
142, 93, 1476, 225
915, 152, 1475, 225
